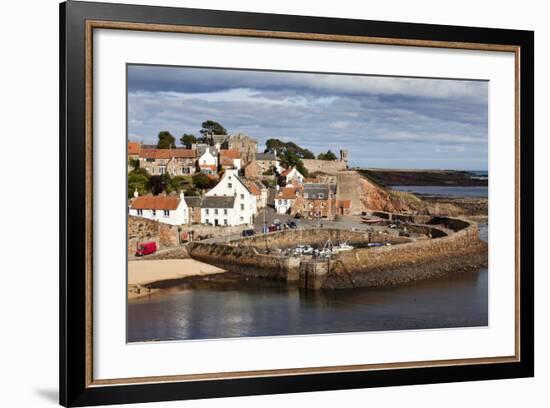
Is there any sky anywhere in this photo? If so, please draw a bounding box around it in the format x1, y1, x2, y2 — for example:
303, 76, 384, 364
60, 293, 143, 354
127, 65, 488, 170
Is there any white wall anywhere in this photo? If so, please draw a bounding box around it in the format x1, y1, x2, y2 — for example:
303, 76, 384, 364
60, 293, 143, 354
0, 1, 547, 408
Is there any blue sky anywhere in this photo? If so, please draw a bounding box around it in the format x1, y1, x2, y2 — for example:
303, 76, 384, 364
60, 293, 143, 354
127, 65, 488, 170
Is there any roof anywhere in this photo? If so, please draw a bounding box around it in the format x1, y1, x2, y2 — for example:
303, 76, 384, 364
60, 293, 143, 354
256, 151, 277, 161
140, 149, 197, 159
220, 157, 235, 166
303, 183, 335, 200
128, 142, 141, 155
220, 149, 241, 159
201, 195, 236, 209
245, 180, 265, 196
281, 167, 302, 178
184, 196, 202, 208
276, 187, 298, 200
131, 196, 181, 210
336, 199, 351, 209
199, 146, 216, 157
200, 164, 217, 171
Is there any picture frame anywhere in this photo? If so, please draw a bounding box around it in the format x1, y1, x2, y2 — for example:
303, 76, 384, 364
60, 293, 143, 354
59, 1, 534, 406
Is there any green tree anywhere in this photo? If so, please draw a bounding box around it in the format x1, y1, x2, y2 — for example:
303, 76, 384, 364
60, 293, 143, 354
180, 133, 197, 147
280, 150, 309, 178
147, 174, 171, 195
264, 138, 314, 159
128, 158, 140, 170
156, 131, 176, 149
199, 120, 227, 136
317, 150, 337, 161
127, 169, 150, 198
167, 175, 192, 193
192, 173, 216, 190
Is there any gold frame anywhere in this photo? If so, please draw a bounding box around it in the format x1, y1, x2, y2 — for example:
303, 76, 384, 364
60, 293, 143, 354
84, 20, 521, 388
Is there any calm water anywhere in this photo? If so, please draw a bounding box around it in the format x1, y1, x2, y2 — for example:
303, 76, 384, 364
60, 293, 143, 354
127, 224, 489, 343
392, 185, 488, 197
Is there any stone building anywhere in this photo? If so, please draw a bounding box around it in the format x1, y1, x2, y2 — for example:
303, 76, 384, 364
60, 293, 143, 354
301, 149, 349, 175
255, 151, 282, 175
219, 149, 242, 170
291, 183, 337, 219
139, 148, 198, 176
228, 133, 257, 165
184, 196, 203, 223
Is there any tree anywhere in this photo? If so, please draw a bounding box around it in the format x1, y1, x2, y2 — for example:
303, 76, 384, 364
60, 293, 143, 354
199, 120, 227, 136
127, 169, 150, 198
192, 173, 216, 190
128, 158, 140, 170
317, 150, 337, 161
148, 174, 171, 195
156, 131, 176, 149
280, 150, 309, 178
264, 138, 314, 159
166, 175, 192, 193
180, 133, 197, 147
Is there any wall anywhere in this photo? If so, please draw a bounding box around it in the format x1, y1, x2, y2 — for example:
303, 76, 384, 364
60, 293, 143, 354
324, 221, 487, 288
127, 215, 180, 255
302, 158, 347, 175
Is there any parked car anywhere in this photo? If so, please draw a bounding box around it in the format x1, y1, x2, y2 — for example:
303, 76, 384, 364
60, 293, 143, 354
273, 219, 281, 225
242, 229, 256, 237
294, 213, 302, 219
135, 242, 157, 256
286, 220, 297, 229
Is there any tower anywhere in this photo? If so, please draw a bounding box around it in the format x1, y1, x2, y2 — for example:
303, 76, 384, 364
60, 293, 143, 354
339, 149, 349, 164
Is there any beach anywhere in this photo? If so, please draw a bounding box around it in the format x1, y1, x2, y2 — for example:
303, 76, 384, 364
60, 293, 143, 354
128, 259, 226, 299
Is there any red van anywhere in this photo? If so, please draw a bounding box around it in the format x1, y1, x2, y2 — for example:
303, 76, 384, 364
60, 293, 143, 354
135, 242, 157, 256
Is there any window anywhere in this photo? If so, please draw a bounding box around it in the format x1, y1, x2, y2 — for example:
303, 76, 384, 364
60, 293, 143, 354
205, 209, 209, 215
240, 204, 244, 210
163, 210, 170, 217
224, 219, 228, 225
224, 209, 228, 215
240, 194, 244, 199
319, 193, 324, 199
152, 209, 156, 216
304, 193, 309, 199
215, 209, 219, 215
240, 216, 244, 221
228, 176, 232, 180
278, 200, 282, 205
137, 209, 143, 215
284, 200, 288, 205
228, 183, 232, 189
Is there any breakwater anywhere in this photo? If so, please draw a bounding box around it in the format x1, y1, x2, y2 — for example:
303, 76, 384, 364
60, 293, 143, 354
187, 216, 487, 290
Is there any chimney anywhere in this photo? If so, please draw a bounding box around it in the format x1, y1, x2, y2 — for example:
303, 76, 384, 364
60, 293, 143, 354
133, 189, 139, 198
179, 190, 185, 201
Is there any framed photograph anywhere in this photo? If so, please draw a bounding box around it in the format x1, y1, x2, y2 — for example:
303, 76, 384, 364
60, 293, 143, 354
60, 1, 534, 406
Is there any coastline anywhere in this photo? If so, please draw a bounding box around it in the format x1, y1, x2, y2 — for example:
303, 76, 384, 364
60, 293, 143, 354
128, 259, 226, 299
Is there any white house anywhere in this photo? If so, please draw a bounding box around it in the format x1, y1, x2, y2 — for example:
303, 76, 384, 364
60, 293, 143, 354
198, 147, 218, 168
274, 186, 298, 214
129, 191, 189, 225
280, 167, 304, 185
203, 168, 256, 225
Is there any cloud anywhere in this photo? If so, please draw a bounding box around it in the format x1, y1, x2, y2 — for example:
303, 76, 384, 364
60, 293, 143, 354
127, 65, 488, 170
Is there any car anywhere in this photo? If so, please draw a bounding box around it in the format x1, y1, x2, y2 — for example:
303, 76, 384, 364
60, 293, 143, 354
294, 213, 302, 219
242, 229, 256, 237
286, 220, 297, 229
273, 219, 281, 225
135, 241, 157, 256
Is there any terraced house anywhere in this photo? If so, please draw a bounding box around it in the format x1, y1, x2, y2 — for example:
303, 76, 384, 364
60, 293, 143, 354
139, 148, 198, 176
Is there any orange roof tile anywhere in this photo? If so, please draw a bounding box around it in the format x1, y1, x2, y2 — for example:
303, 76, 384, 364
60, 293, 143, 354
276, 187, 297, 200
128, 142, 141, 155
220, 149, 241, 159
200, 164, 217, 171
131, 196, 180, 210
140, 149, 197, 159
246, 181, 262, 196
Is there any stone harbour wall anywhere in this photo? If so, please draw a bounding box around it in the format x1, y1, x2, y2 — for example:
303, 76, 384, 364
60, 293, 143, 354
188, 242, 301, 281
231, 228, 409, 250
324, 219, 487, 289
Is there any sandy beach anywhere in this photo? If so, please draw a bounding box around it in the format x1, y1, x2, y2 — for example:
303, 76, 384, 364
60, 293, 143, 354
128, 259, 226, 299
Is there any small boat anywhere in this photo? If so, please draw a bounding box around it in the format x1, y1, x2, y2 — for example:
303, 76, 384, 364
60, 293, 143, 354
361, 216, 383, 224
334, 242, 354, 252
